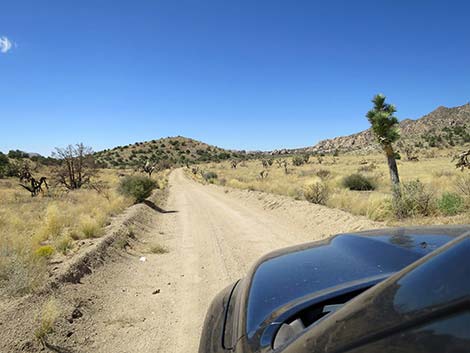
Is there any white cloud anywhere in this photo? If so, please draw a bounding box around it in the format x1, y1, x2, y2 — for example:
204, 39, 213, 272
0, 36, 13, 53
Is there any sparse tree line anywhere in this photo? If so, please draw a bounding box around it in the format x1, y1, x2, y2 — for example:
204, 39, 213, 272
1, 143, 170, 199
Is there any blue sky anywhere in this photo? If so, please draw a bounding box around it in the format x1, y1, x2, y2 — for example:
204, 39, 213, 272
1, 0, 469, 156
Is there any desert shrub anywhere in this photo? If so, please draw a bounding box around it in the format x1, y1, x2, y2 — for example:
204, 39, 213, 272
149, 244, 168, 254
203, 171, 218, 181
34, 245, 55, 258
0, 253, 48, 295
437, 192, 464, 216
357, 163, 377, 173
342, 174, 375, 191
292, 156, 305, 166
0, 161, 19, 178
455, 174, 470, 198
219, 177, 227, 186
227, 179, 247, 189
0, 153, 9, 178
392, 180, 435, 218
315, 169, 332, 180
118, 175, 158, 203
303, 182, 329, 205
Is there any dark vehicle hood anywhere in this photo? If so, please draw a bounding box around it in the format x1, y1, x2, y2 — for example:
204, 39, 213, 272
230, 226, 468, 352
281, 230, 470, 353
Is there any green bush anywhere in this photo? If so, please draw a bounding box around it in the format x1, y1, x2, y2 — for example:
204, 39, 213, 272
34, 245, 55, 259
118, 176, 158, 203
437, 192, 464, 216
392, 180, 435, 218
203, 171, 218, 181
292, 156, 305, 166
0, 152, 9, 167
342, 174, 375, 191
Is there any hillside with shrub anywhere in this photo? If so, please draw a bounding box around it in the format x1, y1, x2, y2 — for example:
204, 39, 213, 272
283, 102, 470, 155
94, 136, 248, 168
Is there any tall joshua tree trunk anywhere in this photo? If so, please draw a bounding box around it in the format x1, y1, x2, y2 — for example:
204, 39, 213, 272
383, 143, 400, 185
366, 94, 401, 193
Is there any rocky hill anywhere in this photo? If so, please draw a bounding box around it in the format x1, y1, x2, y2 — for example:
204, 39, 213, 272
291, 102, 470, 155
94, 136, 247, 168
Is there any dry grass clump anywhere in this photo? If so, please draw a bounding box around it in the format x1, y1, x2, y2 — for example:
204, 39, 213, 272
34, 298, 60, 345
455, 174, 470, 198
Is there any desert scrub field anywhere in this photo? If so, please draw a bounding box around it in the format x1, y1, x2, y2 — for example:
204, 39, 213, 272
0, 168, 154, 296
193, 151, 470, 225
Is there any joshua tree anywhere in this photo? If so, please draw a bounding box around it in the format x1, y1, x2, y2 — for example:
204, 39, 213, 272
17, 160, 32, 182
141, 160, 157, 177
366, 94, 400, 186
454, 150, 470, 171
19, 176, 48, 197
279, 159, 288, 174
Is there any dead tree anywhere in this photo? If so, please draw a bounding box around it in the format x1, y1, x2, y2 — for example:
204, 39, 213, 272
259, 170, 268, 180
454, 150, 470, 171
52, 143, 96, 190
19, 177, 48, 197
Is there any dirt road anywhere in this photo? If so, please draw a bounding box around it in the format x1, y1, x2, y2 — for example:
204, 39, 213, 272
50, 169, 380, 353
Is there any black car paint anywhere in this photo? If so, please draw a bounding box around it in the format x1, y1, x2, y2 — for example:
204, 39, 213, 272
198, 226, 470, 353
281, 231, 470, 353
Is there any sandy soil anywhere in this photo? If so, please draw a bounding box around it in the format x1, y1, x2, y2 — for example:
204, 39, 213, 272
1, 169, 381, 353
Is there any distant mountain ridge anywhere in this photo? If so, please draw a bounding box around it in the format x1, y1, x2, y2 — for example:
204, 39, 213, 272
287, 102, 470, 155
